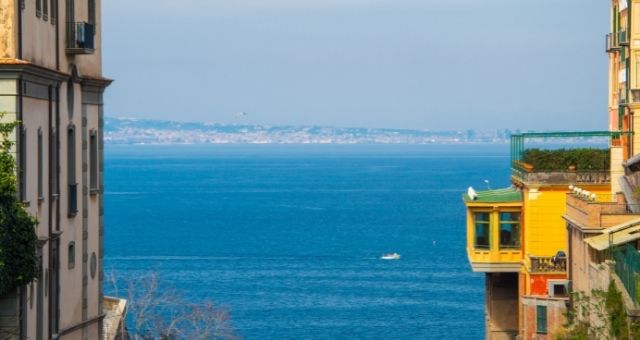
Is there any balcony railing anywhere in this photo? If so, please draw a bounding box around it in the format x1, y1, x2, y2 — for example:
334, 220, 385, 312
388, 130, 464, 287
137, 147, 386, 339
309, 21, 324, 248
619, 29, 629, 46
530, 255, 567, 273
607, 33, 619, 52
66, 22, 95, 54
509, 131, 630, 186
512, 168, 610, 185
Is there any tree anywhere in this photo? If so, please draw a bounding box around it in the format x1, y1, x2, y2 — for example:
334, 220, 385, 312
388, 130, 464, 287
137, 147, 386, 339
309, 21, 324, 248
0, 114, 38, 296
108, 271, 238, 339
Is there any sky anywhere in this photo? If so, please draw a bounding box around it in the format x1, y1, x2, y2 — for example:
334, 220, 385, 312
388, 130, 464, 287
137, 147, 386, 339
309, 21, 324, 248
103, 0, 610, 131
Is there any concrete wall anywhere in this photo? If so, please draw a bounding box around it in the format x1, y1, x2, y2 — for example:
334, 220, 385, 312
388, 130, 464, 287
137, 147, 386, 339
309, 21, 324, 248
486, 273, 519, 340
521, 297, 567, 340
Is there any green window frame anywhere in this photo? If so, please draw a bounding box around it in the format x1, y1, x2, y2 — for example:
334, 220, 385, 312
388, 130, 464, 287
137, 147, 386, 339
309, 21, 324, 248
536, 305, 547, 334
474, 212, 490, 249
499, 211, 521, 249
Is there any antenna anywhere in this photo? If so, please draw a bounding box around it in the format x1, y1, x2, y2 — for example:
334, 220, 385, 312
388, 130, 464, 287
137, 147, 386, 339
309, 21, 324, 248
483, 180, 491, 190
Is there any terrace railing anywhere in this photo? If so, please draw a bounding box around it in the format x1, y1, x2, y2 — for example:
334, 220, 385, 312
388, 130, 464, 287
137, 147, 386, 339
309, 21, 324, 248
510, 131, 633, 185
530, 255, 567, 273
613, 245, 640, 305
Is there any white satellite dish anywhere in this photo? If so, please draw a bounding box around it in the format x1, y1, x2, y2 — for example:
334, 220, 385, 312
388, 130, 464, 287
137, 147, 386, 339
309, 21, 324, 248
468, 187, 478, 200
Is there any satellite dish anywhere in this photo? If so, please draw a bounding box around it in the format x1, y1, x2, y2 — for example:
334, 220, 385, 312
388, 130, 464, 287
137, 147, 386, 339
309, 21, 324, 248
468, 187, 478, 200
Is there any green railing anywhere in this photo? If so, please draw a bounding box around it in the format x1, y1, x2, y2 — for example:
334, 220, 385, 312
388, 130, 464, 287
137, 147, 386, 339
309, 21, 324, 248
613, 244, 640, 305
510, 131, 631, 176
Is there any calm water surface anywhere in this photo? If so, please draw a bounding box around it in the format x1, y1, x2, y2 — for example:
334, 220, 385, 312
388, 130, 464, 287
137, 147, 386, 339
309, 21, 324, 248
104, 144, 510, 339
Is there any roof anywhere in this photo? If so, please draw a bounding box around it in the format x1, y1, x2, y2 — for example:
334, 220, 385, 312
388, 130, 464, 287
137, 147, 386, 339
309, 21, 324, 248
585, 217, 640, 251
463, 187, 522, 203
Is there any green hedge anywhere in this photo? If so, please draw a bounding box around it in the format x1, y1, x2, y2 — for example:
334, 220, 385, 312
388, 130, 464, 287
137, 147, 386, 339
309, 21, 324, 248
0, 115, 38, 296
522, 148, 610, 171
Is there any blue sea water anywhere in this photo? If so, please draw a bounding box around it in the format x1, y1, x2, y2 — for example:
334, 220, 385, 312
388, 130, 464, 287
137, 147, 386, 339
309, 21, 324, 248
104, 144, 511, 339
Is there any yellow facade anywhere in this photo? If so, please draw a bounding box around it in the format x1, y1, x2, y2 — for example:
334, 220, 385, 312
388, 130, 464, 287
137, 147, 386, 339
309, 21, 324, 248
466, 201, 522, 272
522, 185, 610, 258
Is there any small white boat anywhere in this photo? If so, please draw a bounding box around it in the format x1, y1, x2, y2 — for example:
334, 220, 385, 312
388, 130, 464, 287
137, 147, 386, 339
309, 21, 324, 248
380, 253, 401, 260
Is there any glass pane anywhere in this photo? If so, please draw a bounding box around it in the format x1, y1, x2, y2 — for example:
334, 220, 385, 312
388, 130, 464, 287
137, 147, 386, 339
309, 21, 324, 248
475, 224, 490, 248
475, 212, 489, 222
499, 212, 520, 222
499, 223, 520, 248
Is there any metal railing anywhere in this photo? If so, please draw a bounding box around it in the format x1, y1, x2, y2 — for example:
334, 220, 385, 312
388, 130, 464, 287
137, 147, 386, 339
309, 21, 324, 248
530, 256, 567, 273
512, 167, 610, 185
66, 22, 95, 53
613, 245, 640, 304
607, 32, 619, 51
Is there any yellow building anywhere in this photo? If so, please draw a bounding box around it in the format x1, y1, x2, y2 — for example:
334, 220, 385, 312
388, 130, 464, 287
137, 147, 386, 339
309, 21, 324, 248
465, 133, 615, 339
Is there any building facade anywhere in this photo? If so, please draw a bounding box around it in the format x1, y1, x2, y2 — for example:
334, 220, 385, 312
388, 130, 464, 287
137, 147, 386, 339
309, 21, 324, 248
464, 146, 612, 339
0, 0, 111, 339
465, 1, 640, 338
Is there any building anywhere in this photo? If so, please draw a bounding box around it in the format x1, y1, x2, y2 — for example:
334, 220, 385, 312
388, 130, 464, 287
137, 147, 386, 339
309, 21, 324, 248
0, 0, 114, 339
464, 134, 614, 339
465, 1, 640, 338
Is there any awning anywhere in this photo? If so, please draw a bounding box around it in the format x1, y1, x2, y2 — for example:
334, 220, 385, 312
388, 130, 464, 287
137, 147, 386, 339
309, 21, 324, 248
585, 217, 640, 251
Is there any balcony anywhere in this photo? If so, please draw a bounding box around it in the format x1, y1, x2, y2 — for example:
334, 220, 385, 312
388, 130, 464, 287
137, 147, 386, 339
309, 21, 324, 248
607, 33, 619, 52
464, 190, 523, 272
66, 22, 95, 54
529, 255, 567, 274
510, 132, 620, 186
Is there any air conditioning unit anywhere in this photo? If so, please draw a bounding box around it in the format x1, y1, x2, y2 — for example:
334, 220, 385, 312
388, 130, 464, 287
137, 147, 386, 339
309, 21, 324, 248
548, 280, 569, 297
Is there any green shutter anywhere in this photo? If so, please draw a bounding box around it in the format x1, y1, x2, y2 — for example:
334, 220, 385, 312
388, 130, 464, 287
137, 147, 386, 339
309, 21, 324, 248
536, 305, 547, 334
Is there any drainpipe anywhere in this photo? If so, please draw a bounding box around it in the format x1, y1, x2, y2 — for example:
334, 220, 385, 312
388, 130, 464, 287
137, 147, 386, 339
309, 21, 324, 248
17, 0, 22, 59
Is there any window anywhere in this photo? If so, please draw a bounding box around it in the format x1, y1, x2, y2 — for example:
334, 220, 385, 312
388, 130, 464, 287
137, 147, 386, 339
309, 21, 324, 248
536, 305, 547, 334
499, 212, 521, 249
36, 0, 41, 17
474, 212, 490, 249
67, 126, 77, 215
51, 128, 59, 196
51, 0, 57, 25
19, 127, 27, 202
89, 130, 98, 193
43, 0, 48, 21
68, 242, 75, 269
37, 128, 43, 202
88, 0, 95, 25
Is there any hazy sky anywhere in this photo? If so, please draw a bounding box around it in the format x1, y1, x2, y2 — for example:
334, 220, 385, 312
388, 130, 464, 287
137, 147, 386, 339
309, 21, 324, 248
103, 0, 610, 130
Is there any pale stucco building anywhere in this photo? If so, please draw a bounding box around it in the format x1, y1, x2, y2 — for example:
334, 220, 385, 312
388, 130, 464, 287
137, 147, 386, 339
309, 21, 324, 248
0, 0, 114, 339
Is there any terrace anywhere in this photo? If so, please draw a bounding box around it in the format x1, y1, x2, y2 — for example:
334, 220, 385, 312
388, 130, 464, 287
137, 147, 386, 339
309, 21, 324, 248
510, 131, 627, 186
565, 192, 640, 230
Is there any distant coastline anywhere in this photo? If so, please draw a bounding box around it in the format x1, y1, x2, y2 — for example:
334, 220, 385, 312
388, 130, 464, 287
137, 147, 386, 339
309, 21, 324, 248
105, 117, 513, 145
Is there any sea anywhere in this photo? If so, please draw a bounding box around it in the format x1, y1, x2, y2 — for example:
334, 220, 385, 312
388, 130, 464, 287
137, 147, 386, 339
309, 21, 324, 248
103, 144, 512, 339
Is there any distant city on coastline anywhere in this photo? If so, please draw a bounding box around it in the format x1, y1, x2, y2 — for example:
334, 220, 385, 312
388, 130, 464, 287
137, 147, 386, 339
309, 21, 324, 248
105, 117, 607, 145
